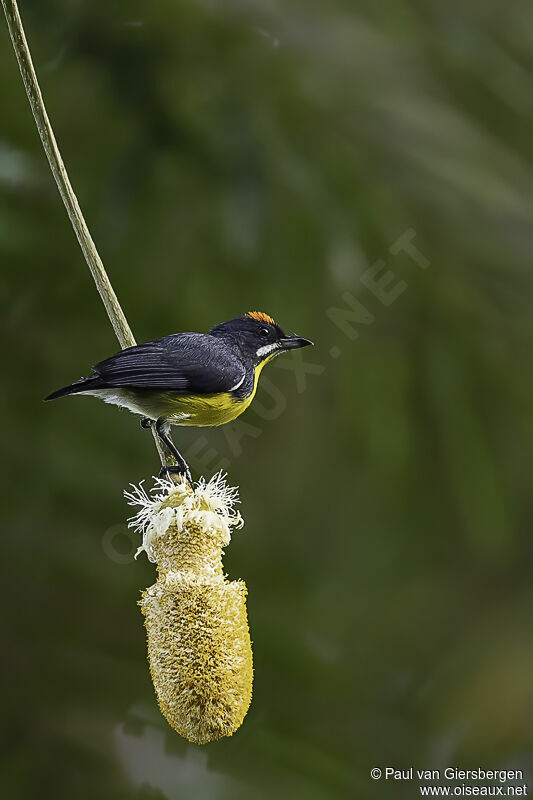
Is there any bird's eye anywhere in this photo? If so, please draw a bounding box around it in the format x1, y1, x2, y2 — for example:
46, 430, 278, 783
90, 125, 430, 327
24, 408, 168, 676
259, 327, 270, 338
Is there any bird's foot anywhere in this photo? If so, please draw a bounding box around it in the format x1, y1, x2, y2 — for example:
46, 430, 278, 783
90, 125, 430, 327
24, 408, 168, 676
140, 417, 153, 429
159, 464, 193, 485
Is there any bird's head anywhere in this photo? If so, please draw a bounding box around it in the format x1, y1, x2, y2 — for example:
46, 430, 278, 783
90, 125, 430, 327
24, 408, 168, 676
210, 311, 313, 365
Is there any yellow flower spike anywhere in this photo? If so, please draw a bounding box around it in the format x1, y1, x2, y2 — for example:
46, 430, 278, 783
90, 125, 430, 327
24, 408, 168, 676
125, 474, 252, 745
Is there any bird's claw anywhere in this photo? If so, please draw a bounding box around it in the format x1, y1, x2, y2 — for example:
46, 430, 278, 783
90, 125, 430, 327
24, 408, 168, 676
140, 417, 153, 429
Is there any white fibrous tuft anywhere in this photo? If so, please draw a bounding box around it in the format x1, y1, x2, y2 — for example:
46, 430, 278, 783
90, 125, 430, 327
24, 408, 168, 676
124, 473, 252, 744
125, 472, 243, 566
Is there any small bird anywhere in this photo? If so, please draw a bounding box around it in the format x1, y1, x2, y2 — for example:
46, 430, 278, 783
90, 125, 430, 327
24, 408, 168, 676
46, 311, 313, 481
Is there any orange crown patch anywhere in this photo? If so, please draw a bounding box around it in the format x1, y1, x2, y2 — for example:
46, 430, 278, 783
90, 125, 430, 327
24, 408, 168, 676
245, 311, 276, 325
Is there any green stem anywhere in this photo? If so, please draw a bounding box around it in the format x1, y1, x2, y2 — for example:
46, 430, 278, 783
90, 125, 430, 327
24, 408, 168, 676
2, 0, 168, 468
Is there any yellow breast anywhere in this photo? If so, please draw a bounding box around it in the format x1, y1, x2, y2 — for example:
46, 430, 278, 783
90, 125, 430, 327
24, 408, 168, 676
167, 359, 271, 427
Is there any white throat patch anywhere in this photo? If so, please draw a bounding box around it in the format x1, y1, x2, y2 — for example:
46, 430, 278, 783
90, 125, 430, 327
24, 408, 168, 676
256, 342, 280, 359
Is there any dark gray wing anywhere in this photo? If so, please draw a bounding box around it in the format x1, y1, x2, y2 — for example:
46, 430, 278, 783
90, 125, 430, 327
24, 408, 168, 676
91, 333, 244, 393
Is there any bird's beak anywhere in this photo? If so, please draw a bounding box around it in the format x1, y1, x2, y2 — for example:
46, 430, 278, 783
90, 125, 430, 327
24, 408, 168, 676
280, 335, 314, 350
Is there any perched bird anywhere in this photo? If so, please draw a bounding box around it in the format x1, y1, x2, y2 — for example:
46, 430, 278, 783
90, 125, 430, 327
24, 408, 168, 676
46, 311, 313, 481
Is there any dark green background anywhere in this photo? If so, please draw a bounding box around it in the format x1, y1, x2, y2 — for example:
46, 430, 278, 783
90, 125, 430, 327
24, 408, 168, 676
2, 1, 533, 798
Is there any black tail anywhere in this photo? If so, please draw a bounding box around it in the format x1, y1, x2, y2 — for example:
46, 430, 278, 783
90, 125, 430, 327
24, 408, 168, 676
45, 375, 101, 401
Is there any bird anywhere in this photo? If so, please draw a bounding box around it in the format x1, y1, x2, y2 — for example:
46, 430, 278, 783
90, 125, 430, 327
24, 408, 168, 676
46, 311, 313, 482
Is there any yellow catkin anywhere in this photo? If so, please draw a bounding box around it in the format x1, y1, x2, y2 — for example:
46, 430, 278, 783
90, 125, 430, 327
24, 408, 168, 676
125, 474, 253, 745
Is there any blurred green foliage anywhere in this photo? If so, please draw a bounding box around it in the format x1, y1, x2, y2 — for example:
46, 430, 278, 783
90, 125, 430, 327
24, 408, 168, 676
2, 1, 533, 798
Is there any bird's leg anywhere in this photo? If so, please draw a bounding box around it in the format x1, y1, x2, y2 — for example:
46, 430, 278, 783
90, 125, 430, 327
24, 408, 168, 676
155, 418, 192, 484
139, 416, 178, 480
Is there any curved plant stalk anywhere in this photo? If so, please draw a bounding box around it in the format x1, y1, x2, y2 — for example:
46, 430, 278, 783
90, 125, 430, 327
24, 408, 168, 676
2, 0, 167, 468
